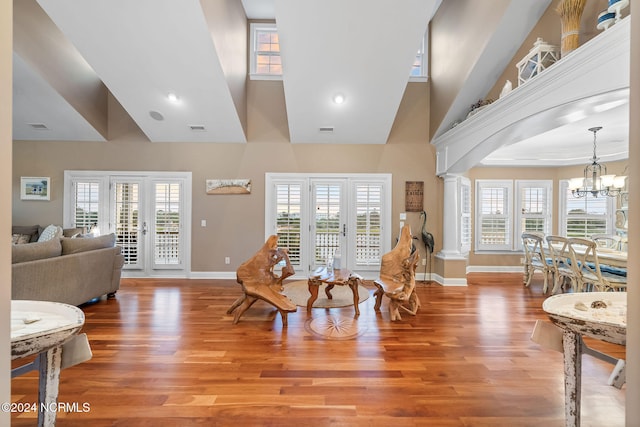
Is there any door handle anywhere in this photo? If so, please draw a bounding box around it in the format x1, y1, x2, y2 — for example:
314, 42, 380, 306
142, 222, 148, 236
342, 224, 346, 237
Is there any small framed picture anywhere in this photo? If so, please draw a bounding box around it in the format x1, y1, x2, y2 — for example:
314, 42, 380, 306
20, 177, 51, 201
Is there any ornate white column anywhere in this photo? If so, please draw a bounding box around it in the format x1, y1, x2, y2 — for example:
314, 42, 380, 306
437, 174, 467, 260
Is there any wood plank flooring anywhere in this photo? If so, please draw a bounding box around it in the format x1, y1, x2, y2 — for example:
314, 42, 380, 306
11, 273, 626, 426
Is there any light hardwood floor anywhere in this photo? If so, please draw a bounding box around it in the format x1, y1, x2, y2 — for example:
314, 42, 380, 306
11, 273, 626, 426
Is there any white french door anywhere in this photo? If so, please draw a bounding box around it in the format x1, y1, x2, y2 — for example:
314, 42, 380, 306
266, 173, 391, 278
64, 171, 192, 277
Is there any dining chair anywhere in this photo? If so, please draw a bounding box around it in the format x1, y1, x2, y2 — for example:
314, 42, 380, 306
590, 234, 622, 250
521, 232, 553, 293
567, 237, 627, 292
545, 235, 577, 294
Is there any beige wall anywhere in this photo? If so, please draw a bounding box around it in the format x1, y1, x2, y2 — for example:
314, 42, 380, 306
1, 0, 12, 420
13, 81, 442, 273
429, 0, 510, 138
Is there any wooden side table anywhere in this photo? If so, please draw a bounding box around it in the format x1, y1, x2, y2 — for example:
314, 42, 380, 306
307, 267, 362, 316
11, 300, 87, 427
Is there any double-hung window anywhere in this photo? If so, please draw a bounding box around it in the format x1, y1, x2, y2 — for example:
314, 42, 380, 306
475, 180, 512, 251
559, 180, 615, 237
250, 23, 282, 79
515, 180, 552, 249
475, 179, 552, 252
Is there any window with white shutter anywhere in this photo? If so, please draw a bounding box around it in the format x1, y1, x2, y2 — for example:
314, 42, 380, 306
560, 180, 614, 237
475, 180, 512, 251
515, 180, 552, 249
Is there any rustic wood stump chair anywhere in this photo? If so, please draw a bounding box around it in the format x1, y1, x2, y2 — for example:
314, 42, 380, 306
227, 235, 297, 326
373, 225, 420, 321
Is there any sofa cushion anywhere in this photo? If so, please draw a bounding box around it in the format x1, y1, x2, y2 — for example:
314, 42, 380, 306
12, 225, 41, 243
63, 227, 87, 238
12, 237, 62, 264
38, 224, 63, 242
61, 233, 116, 255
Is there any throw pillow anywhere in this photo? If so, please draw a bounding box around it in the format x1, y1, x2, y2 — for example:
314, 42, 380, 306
61, 233, 117, 255
37, 224, 62, 242
12, 225, 41, 242
12, 237, 62, 264
11, 234, 32, 245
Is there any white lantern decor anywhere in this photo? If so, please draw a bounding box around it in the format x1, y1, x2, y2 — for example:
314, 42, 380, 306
516, 38, 560, 87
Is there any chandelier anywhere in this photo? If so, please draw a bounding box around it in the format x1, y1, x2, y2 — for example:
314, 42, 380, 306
568, 126, 626, 198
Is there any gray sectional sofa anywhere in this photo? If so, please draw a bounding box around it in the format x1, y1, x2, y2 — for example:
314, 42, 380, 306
11, 231, 125, 306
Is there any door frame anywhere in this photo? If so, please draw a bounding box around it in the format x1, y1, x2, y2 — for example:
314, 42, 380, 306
63, 170, 192, 278
265, 172, 392, 278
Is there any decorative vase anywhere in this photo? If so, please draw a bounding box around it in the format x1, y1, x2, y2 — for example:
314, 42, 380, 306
556, 0, 586, 57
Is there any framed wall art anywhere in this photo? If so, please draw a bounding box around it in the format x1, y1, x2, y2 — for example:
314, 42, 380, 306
20, 176, 50, 201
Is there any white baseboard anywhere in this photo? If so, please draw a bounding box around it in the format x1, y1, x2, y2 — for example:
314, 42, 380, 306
466, 266, 522, 274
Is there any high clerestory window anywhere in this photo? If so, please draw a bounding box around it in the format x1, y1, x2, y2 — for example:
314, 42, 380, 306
250, 23, 282, 79
249, 24, 428, 81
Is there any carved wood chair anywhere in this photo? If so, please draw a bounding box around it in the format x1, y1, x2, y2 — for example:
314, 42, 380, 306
373, 225, 420, 321
227, 235, 297, 325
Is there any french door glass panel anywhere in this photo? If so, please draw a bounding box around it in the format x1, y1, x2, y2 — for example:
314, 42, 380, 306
311, 182, 345, 270
152, 181, 184, 269
275, 183, 302, 268
112, 179, 143, 270
353, 183, 382, 267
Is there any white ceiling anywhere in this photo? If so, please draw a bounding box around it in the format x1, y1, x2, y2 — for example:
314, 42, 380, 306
11, 0, 630, 166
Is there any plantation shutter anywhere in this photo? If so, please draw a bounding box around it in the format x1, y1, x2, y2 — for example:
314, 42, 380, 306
73, 181, 100, 230
564, 187, 609, 237
354, 183, 382, 266
154, 181, 183, 267
275, 183, 302, 267
460, 178, 471, 254
476, 180, 512, 251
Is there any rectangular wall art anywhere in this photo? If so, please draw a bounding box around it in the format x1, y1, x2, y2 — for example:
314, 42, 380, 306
206, 179, 251, 195
20, 177, 51, 201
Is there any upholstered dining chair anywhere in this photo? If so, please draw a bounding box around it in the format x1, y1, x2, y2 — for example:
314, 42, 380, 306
567, 238, 627, 292
590, 234, 622, 250
545, 235, 576, 294
521, 232, 553, 293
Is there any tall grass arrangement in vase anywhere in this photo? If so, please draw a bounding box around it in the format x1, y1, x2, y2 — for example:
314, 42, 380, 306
556, 0, 586, 57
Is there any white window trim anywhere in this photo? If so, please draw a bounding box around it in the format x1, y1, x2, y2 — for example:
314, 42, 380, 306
249, 22, 282, 81
475, 179, 513, 252
265, 173, 392, 277
409, 29, 428, 82
514, 180, 553, 250
558, 179, 616, 237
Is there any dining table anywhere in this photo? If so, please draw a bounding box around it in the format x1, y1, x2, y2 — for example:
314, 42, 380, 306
548, 242, 627, 268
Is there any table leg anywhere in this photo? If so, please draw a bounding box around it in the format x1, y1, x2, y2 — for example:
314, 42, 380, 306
37, 346, 63, 427
348, 277, 360, 317
562, 330, 582, 427
325, 284, 335, 300
307, 279, 320, 313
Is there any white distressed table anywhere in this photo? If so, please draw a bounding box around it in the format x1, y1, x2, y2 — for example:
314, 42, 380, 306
11, 300, 86, 427
543, 292, 626, 427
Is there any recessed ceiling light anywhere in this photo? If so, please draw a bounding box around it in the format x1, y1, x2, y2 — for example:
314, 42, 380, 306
149, 110, 164, 121
167, 92, 180, 104
333, 94, 345, 104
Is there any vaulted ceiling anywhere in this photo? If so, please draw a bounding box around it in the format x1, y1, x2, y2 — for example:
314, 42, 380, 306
11, 0, 630, 167
13, 0, 440, 144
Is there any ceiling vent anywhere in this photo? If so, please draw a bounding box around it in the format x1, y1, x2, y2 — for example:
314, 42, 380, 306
319, 127, 334, 133
189, 125, 206, 132
28, 123, 49, 130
